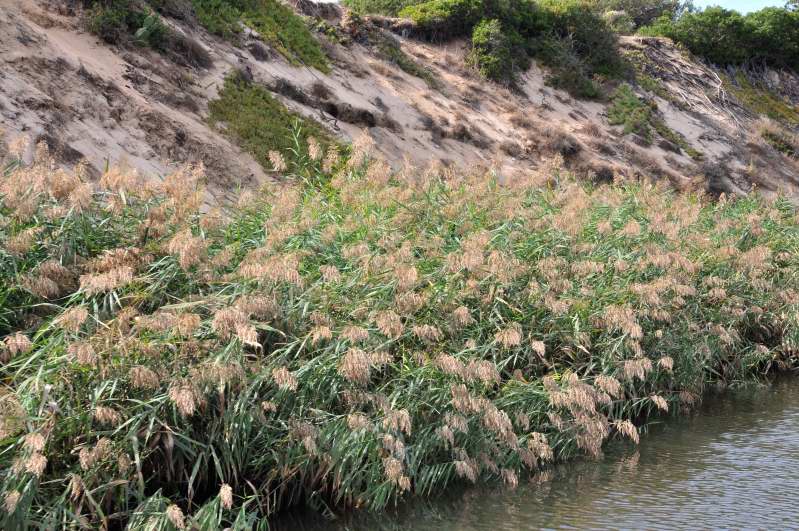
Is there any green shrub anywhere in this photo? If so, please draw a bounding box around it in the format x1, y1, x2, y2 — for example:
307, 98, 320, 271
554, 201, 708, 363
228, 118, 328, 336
467, 19, 515, 82
191, 0, 244, 38
375, 34, 440, 87
537, 0, 625, 79
395, 0, 623, 95
603, 9, 636, 34
537, 36, 602, 98
759, 122, 799, 158
191, 0, 329, 71
643, 6, 799, 70
84, 0, 328, 71
343, 0, 425, 16
398, 0, 484, 39
528, 0, 625, 97
208, 74, 333, 170
86, 0, 175, 50
86, 0, 149, 45
133, 10, 169, 48
724, 71, 799, 126
599, 0, 683, 29
745, 7, 799, 70
608, 83, 654, 140
607, 83, 701, 157
242, 0, 329, 71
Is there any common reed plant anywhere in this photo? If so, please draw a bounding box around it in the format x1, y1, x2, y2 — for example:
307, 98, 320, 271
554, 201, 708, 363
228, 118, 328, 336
1, 135, 799, 529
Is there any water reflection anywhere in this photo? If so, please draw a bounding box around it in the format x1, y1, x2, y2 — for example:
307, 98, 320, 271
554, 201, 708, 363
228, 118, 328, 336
274, 379, 799, 530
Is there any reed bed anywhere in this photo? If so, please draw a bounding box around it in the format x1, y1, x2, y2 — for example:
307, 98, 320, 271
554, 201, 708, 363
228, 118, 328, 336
1, 136, 798, 529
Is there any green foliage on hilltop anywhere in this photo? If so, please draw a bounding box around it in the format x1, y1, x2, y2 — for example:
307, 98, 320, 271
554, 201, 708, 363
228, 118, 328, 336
342, 0, 426, 16
467, 19, 528, 82
83, 0, 329, 71
598, 0, 684, 30
192, 0, 329, 70
391, 0, 626, 93
642, 6, 799, 70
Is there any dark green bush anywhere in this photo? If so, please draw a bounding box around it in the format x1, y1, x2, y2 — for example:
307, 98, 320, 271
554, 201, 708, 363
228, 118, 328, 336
191, 0, 329, 71
395, 0, 623, 95
191, 0, 244, 38
643, 6, 799, 70
86, 0, 150, 45
607, 83, 654, 140
536, 0, 625, 79
84, 0, 328, 71
133, 11, 169, 47
467, 19, 515, 82
342, 0, 425, 16
599, 0, 683, 29
398, 0, 484, 39
539, 37, 602, 98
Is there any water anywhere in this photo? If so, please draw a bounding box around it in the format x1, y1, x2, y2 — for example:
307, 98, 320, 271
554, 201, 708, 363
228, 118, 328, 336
275, 379, 799, 530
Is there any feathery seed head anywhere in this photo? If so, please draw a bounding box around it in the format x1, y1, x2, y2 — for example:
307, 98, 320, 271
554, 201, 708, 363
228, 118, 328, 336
168, 383, 198, 417
219, 484, 233, 509
650, 394, 669, 412
4, 490, 20, 514
272, 367, 298, 392
339, 348, 371, 385
342, 325, 369, 343
94, 406, 122, 426
23, 432, 46, 453
307, 137, 322, 161
55, 306, 89, 333
268, 151, 287, 172
347, 413, 370, 431
166, 504, 186, 529
412, 324, 442, 343
495, 323, 522, 348
451, 306, 474, 328
4, 333, 32, 356
375, 310, 403, 339
26, 452, 47, 477
614, 419, 639, 444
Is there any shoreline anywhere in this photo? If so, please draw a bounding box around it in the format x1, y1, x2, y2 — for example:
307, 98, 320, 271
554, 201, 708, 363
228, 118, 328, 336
273, 377, 799, 530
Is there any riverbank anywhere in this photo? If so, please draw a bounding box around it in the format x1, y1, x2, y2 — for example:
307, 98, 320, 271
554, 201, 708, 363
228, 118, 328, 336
2, 140, 799, 528
274, 377, 799, 530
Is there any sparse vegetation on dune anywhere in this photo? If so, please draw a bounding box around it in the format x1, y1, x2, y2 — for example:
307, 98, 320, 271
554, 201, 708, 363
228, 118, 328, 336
723, 71, 799, 128
2, 132, 799, 529
607, 84, 701, 159
208, 74, 336, 171
83, 0, 329, 71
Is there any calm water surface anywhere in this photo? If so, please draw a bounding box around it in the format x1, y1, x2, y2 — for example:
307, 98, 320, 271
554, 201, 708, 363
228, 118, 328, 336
275, 379, 799, 530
